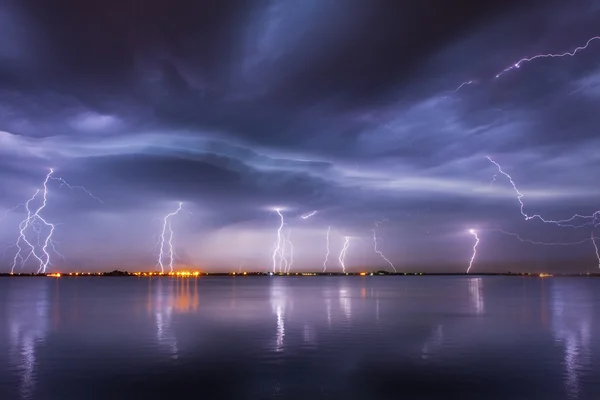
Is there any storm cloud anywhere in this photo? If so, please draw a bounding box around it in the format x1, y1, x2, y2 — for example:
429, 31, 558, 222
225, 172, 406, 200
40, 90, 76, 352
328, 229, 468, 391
1, 0, 599, 272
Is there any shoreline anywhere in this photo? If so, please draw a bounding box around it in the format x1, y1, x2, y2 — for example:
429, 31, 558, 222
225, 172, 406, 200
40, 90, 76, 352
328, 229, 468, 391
0, 271, 597, 278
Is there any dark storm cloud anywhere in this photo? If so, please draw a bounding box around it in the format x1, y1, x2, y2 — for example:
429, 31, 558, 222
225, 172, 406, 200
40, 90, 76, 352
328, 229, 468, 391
1, 0, 600, 271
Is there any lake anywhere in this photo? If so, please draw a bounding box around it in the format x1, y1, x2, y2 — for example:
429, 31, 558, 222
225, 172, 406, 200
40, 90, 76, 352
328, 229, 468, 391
0, 276, 598, 399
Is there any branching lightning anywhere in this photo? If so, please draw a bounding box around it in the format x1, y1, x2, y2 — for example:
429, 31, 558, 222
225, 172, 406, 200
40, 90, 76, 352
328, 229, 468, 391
495, 229, 600, 268
495, 36, 600, 79
487, 156, 600, 228
271, 209, 286, 273
323, 226, 331, 273
50, 176, 103, 204
285, 229, 294, 273
156, 202, 189, 274
339, 236, 350, 273
496, 229, 591, 246
0, 202, 29, 224
9, 169, 100, 274
372, 220, 397, 273
467, 229, 479, 274
592, 233, 600, 269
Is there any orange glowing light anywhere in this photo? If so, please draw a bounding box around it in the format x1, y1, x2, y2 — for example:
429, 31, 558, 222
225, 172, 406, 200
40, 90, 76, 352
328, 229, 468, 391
47, 273, 61, 278
359, 272, 367, 276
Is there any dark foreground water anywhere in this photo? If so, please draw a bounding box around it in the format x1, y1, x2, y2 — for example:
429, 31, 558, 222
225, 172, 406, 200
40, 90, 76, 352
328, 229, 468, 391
0, 276, 599, 400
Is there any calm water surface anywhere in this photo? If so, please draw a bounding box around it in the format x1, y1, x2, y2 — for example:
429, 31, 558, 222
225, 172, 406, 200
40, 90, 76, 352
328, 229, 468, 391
0, 276, 599, 399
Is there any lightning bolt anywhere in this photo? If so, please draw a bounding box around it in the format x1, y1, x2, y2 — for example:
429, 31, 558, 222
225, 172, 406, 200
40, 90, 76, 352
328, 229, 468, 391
450, 35, 600, 94
495, 229, 592, 246
495, 36, 600, 79
157, 202, 188, 274
0, 202, 30, 224
488, 174, 498, 187
467, 229, 479, 274
372, 223, 397, 273
452, 80, 475, 92
323, 226, 331, 273
487, 156, 600, 228
592, 233, 600, 268
50, 176, 103, 203
339, 236, 350, 273
271, 208, 285, 273
301, 211, 317, 220
9, 169, 99, 274
496, 229, 600, 269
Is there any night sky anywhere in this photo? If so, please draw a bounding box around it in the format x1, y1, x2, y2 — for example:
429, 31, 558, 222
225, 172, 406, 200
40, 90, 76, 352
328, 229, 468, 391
1, 0, 599, 273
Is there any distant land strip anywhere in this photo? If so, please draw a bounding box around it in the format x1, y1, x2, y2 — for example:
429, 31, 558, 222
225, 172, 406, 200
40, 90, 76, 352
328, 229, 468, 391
0, 271, 598, 278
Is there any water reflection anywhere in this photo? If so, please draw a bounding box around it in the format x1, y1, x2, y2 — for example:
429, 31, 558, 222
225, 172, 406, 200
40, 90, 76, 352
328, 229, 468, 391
550, 280, 592, 400
468, 277, 484, 314
270, 279, 287, 352
338, 285, 352, 320
1, 277, 600, 399
148, 278, 199, 359
325, 298, 332, 328
421, 324, 444, 360
7, 280, 50, 400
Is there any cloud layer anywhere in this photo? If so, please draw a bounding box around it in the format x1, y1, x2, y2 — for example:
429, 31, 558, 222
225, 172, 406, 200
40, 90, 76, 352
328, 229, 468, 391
1, 0, 600, 272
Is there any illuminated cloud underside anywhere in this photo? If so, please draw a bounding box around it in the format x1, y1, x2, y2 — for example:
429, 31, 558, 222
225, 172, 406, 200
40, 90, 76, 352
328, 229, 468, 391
0, 1, 599, 272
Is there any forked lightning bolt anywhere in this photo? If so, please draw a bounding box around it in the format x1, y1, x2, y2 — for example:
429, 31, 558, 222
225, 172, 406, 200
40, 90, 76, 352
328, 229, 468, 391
592, 233, 600, 268
339, 236, 350, 273
157, 202, 189, 274
285, 229, 294, 273
271, 209, 286, 273
372, 222, 397, 272
487, 156, 599, 228
9, 169, 100, 274
467, 229, 479, 274
323, 226, 331, 273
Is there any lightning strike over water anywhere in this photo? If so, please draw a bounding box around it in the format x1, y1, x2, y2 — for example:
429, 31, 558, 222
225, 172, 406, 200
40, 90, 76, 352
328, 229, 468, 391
592, 233, 600, 268
467, 229, 479, 274
372, 228, 397, 273
495, 36, 600, 79
271, 209, 285, 273
323, 226, 331, 273
339, 236, 350, 273
156, 202, 187, 274
9, 169, 99, 274
487, 156, 600, 228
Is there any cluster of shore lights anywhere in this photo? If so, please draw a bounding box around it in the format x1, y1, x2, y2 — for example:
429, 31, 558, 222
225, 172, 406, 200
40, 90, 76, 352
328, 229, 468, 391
132, 271, 202, 277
